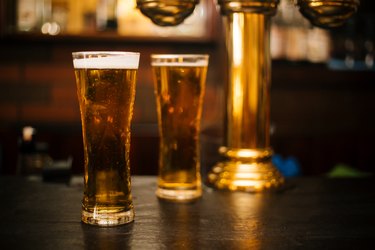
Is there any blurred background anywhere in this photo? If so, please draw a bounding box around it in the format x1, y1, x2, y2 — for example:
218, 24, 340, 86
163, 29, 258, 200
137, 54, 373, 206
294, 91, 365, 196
0, 0, 374, 179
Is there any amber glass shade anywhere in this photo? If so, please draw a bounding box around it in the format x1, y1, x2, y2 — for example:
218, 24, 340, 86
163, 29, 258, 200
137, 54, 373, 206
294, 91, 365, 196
136, 0, 199, 26
297, 0, 360, 28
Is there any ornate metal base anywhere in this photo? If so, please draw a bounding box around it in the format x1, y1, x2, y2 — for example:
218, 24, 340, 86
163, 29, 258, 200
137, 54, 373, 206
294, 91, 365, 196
207, 148, 284, 192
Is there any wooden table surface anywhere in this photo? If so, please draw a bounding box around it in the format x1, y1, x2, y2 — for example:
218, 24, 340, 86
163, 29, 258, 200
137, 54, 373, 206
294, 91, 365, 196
0, 176, 374, 249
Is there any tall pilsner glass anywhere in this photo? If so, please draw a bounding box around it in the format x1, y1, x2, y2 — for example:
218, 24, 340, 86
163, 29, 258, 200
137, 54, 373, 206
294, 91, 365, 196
151, 54, 209, 202
72, 51, 140, 226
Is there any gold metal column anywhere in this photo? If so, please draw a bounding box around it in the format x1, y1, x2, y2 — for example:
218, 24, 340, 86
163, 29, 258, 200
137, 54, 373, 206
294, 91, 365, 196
207, 1, 284, 192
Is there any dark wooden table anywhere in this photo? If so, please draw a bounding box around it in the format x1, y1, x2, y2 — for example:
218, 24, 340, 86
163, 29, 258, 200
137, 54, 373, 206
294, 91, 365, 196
0, 176, 374, 249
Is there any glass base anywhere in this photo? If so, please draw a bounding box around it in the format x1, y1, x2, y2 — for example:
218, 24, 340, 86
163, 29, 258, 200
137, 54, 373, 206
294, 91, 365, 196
207, 160, 284, 192
81, 209, 134, 227
156, 188, 202, 202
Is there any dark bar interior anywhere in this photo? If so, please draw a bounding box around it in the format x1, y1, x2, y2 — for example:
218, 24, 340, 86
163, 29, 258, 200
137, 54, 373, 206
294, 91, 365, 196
0, 0, 374, 247
1, 0, 374, 177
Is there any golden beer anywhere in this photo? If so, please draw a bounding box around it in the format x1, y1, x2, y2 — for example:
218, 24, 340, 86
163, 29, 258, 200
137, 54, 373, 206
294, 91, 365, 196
73, 52, 139, 226
151, 54, 209, 201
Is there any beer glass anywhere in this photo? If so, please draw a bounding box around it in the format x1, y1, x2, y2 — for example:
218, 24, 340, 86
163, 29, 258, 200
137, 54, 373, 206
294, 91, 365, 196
151, 54, 209, 202
72, 51, 140, 226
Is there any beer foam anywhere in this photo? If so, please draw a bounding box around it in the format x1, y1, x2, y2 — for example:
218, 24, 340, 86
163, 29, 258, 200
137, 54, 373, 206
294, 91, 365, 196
73, 52, 140, 69
151, 55, 209, 67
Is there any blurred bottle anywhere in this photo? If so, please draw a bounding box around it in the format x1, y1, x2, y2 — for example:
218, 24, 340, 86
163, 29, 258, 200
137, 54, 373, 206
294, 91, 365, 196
271, 0, 330, 63
17, 126, 52, 180
363, 15, 374, 70
96, 0, 118, 31
17, 0, 43, 32
328, 7, 375, 72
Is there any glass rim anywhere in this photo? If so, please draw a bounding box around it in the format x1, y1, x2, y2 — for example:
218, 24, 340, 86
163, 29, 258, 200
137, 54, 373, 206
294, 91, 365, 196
150, 54, 209, 67
151, 54, 209, 59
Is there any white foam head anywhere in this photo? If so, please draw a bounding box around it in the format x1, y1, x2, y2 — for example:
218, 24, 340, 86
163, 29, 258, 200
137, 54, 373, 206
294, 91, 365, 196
151, 54, 209, 67
73, 52, 140, 69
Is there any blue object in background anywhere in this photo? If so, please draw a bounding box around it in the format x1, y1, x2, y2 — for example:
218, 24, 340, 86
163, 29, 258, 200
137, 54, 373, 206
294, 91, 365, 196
272, 154, 301, 177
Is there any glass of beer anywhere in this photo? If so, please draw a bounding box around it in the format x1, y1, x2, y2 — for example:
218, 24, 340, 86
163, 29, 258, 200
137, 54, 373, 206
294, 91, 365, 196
72, 51, 140, 226
151, 54, 209, 202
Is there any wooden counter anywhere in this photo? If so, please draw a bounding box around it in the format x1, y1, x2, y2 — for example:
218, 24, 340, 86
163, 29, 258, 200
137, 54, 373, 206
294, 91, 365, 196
0, 176, 374, 249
